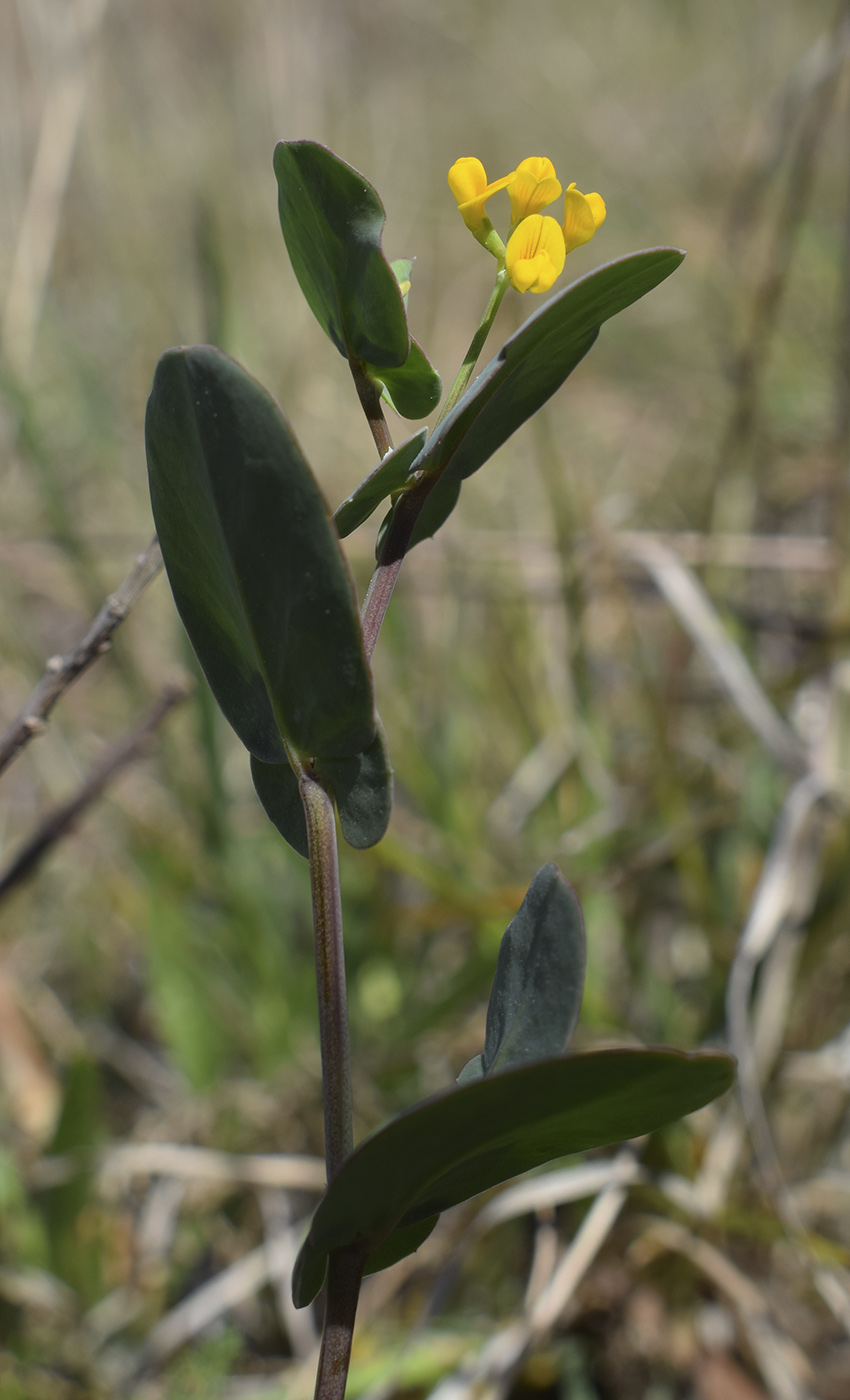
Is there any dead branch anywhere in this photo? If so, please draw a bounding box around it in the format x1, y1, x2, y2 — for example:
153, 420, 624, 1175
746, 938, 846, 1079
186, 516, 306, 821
0, 537, 163, 777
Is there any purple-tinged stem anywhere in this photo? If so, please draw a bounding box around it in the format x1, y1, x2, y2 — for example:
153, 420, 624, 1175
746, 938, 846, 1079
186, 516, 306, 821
299, 771, 353, 1182
313, 1246, 367, 1400
359, 475, 434, 660
349, 358, 394, 459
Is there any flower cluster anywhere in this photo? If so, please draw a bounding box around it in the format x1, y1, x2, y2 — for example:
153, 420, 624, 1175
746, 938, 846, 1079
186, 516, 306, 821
448, 156, 606, 294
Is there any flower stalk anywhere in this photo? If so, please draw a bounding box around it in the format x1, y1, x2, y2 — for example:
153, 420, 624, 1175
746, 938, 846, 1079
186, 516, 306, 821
439, 265, 510, 423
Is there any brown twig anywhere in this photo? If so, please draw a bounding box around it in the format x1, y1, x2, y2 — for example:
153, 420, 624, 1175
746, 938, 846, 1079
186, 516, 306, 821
0, 681, 187, 905
0, 537, 163, 778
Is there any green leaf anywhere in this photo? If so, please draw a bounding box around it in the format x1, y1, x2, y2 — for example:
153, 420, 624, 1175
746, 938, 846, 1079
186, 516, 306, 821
320, 722, 393, 850
293, 1045, 734, 1305
456, 1053, 484, 1086
251, 722, 392, 857
365, 1215, 438, 1278
482, 863, 585, 1076
334, 429, 427, 539
274, 140, 409, 368
146, 345, 376, 761
373, 338, 442, 420
405, 477, 462, 552
250, 756, 308, 858
385, 248, 685, 544
283, 1214, 436, 1307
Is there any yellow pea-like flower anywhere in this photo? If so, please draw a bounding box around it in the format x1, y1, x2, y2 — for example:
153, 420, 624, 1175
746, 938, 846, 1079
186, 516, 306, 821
505, 214, 567, 294
449, 157, 606, 292
448, 157, 516, 236
508, 157, 562, 228
562, 183, 607, 254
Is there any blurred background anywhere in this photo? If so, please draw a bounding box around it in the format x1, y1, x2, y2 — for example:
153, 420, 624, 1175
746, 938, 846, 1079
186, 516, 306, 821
2, 0, 850, 1396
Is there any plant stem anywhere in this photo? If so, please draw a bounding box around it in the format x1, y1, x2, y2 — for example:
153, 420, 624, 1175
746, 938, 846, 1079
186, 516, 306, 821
313, 1246, 367, 1400
437, 265, 509, 423
298, 767, 354, 1182
313, 271, 513, 1400
360, 269, 510, 656
360, 474, 432, 660
289, 762, 358, 1399
349, 358, 394, 458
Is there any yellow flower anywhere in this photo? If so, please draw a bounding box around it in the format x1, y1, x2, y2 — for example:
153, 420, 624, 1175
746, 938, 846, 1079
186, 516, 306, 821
562, 183, 606, 254
448, 157, 516, 237
505, 214, 567, 294
449, 157, 607, 292
508, 157, 562, 228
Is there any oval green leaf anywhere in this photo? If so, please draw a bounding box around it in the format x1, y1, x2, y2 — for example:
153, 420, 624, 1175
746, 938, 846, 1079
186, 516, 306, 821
319, 722, 393, 850
146, 345, 375, 760
274, 140, 409, 368
252, 721, 392, 857
250, 755, 308, 857
481, 863, 586, 1076
293, 1045, 735, 1305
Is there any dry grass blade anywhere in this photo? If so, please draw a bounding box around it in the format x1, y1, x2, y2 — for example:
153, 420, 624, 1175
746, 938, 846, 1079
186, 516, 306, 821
487, 728, 576, 838
99, 1142, 326, 1193
726, 773, 832, 1198
475, 1156, 644, 1234
134, 1231, 307, 1375
426, 1157, 635, 1400
616, 533, 806, 774
630, 1221, 815, 1400
616, 531, 837, 572
2, 0, 113, 370
31, 1141, 326, 1191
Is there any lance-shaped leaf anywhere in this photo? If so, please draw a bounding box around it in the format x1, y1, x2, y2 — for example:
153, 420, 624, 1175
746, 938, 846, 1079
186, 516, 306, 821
334, 429, 427, 539
274, 140, 409, 368
251, 722, 393, 857
381, 248, 684, 546
457, 864, 585, 1084
293, 1045, 735, 1305
146, 345, 375, 761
